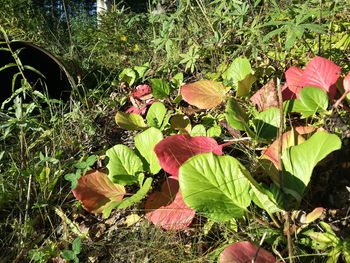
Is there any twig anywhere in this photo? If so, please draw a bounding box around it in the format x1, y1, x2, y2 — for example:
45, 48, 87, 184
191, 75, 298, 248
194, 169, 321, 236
276, 78, 294, 263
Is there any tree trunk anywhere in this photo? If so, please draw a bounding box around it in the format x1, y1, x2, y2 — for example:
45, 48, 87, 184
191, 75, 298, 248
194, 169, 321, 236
96, 0, 111, 25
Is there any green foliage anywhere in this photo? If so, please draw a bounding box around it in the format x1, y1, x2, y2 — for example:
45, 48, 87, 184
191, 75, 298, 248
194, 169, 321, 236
61, 238, 81, 263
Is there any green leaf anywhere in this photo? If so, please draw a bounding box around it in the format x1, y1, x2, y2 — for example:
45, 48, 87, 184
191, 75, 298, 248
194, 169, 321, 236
237, 73, 256, 97
225, 98, 249, 131
106, 145, 143, 185
191, 124, 206, 137
134, 64, 149, 79
103, 177, 153, 217
250, 183, 284, 215
282, 132, 341, 200
179, 153, 251, 222
115, 112, 147, 130
253, 107, 280, 139
61, 250, 76, 260
151, 78, 170, 99
207, 125, 221, 137
146, 102, 166, 128
119, 68, 137, 86
224, 57, 252, 86
134, 128, 163, 174
299, 86, 328, 115
72, 238, 81, 254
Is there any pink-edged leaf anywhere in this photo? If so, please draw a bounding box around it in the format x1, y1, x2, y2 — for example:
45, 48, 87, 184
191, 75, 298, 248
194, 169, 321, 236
181, 80, 226, 109
219, 241, 278, 263
250, 79, 279, 111
300, 56, 341, 98
344, 71, 350, 93
286, 66, 303, 93
130, 84, 151, 99
145, 176, 195, 230
72, 170, 125, 214
154, 134, 230, 177
125, 105, 148, 115
262, 126, 316, 169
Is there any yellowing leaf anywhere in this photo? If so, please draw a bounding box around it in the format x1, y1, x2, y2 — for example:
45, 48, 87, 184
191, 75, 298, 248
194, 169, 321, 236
181, 80, 226, 109
115, 112, 147, 130
125, 214, 141, 227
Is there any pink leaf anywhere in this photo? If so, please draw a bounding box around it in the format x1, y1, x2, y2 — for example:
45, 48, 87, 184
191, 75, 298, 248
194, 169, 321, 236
300, 56, 341, 98
154, 135, 229, 177
282, 66, 304, 100
145, 176, 195, 230
181, 80, 226, 109
263, 126, 316, 169
219, 241, 278, 263
250, 79, 279, 111
130, 84, 151, 99
72, 170, 125, 214
125, 105, 148, 115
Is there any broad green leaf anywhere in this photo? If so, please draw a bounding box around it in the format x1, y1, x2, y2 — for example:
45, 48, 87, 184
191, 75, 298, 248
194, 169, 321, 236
61, 250, 76, 260
103, 177, 153, 217
115, 112, 147, 130
146, 102, 166, 128
299, 86, 328, 115
181, 80, 226, 109
134, 128, 163, 174
134, 64, 149, 79
106, 144, 143, 185
179, 153, 251, 222
151, 78, 170, 99
282, 132, 341, 200
119, 68, 137, 86
224, 57, 252, 86
253, 107, 280, 139
72, 238, 81, 254
237, 73, 256, 97
207, 125, 221, 137
191, 124, 206, 137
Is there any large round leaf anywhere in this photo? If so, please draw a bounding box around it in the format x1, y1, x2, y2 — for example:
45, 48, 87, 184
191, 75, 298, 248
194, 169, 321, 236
154, 134, 228, 177
106, 144, 143, 185
179, 153, 251, 222
220, 241, 278, 263
72, 170, 125, 214
181, 80, 226, 109
300, 56, 341, 98
134, 127, 163, 174
145, 176, 195, 230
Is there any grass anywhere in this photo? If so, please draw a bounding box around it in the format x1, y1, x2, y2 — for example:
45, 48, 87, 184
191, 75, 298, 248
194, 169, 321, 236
1, 1, 350, 262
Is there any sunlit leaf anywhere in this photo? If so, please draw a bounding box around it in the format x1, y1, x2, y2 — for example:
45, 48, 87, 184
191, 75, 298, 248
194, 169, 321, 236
181, 80, 226, 109
151, 78, 170, 99
154, 134, 228, 177
145, 176, 195, 230
282, 131, 341, 200
115, 112, 147, 130
179, 153, 251, 221
300, 56, 341, 98
106, 144, 143, 185
224, 57, 252, 85
146, 102, 166, 128
134, 128, 163, 174
72, 170, 125, 214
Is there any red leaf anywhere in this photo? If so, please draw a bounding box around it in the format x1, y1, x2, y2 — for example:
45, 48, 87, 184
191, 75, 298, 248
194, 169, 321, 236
145, 176, 195, 230
300, 56, 341, 98
263, 126, 316, 169
282, 66, 304, 100
154, 135, 229, 177
130, 84, 151, 99
125, 105, 148, 115
219, 241, 278, 263
250, 79, 279, 111
72, 170, 125, 214
181, 80, 226, 109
